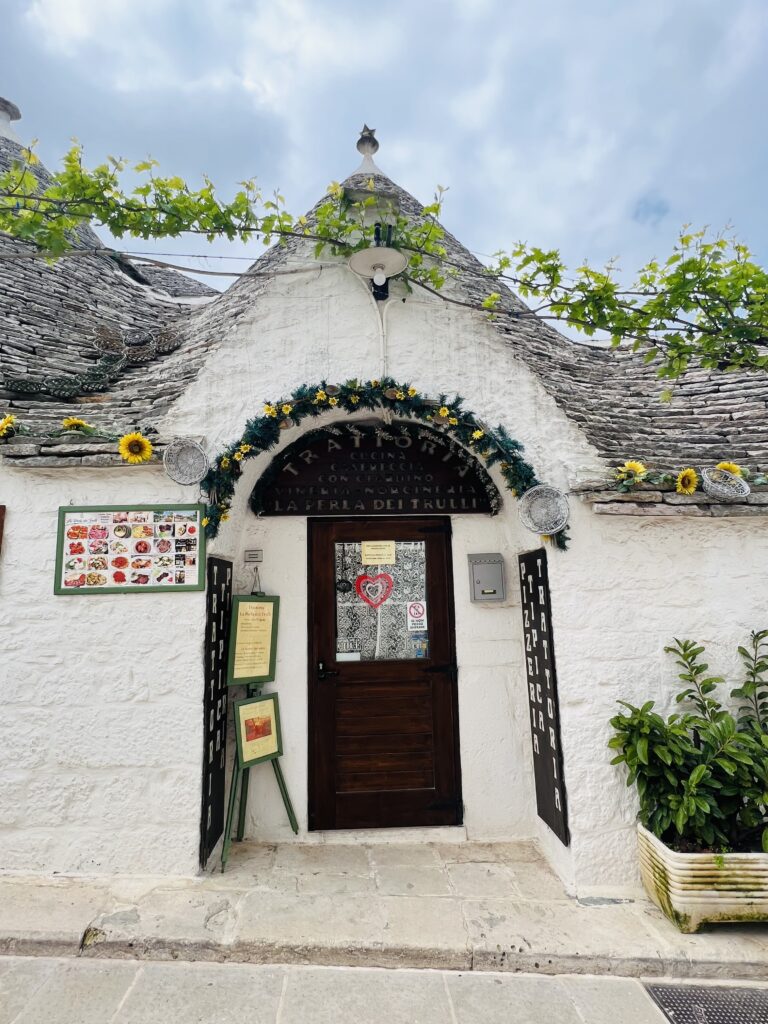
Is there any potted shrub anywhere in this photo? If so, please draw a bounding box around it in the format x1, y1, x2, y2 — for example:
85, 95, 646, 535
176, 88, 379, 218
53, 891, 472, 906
609, 632, 768, 932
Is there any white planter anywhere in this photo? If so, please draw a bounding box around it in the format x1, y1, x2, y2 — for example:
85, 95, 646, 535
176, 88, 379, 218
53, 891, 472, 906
638, 823, 768, 932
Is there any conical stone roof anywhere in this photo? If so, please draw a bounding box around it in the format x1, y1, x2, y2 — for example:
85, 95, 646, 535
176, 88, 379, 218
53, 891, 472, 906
2, 118, 767, 470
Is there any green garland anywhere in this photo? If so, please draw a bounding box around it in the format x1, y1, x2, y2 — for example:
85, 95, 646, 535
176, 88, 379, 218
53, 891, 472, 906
199, 377, 570, 550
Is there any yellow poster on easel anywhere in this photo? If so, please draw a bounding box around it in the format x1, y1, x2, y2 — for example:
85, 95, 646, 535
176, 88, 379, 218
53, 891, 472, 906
227, 595, 279, 685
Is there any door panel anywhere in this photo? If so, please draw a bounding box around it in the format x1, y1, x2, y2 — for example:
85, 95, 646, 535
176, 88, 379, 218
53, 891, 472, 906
308, 517, 462, 830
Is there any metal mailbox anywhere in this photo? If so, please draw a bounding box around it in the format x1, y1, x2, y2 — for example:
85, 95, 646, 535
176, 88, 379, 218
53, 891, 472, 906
467, 553, 505, 602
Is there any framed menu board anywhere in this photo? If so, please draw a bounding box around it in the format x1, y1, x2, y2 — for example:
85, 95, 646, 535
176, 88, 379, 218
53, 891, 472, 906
227, 595, 280, 686
54, 504, 206, 594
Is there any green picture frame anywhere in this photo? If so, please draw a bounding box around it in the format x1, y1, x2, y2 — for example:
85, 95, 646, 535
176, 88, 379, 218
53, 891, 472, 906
227, 595, 280, 686
54, 503, 206, 595
234, 692, 283, 768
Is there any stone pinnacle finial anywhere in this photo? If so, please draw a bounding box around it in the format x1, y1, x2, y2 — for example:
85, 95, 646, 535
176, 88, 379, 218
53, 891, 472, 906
354, 125, 383, 176
356, 125, 379, 158
0, 96, 22, 142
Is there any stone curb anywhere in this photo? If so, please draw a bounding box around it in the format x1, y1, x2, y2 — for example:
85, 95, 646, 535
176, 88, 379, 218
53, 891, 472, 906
2, 932, 767, 982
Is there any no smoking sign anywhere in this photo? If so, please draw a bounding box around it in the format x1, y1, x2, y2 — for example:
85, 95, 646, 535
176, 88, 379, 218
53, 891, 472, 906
406, 600, 428, 632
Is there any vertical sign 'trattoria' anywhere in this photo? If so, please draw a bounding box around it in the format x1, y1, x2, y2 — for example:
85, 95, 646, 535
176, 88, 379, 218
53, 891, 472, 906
518, 548, 569, 846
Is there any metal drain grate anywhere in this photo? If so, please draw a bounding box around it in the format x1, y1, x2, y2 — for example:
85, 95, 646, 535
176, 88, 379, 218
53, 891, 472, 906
646, 984, 768, 1023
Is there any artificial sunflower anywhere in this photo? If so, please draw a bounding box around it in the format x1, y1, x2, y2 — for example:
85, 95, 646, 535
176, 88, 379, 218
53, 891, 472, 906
263, 404, 277, 418
220, 455, 231, 470
281, 403, 293, 416
62, 416, 94, 431
239, 443, 252, 454
448, 417, 458, 425
395, 390, 405, 400
315, 389, 327, 402
438, 406, 450, 418
0, 413, 17, 438
118, 431, 153, 464
349, 395, 360, 404
716, 461, 743, 477
676, 467, 699, 495
616, 460, 647, 480
328, 396, 339, 406
233, 451, 243, 461
370, 379, 380, 388
472, 429, 485, 441
407, 386, 417, 397
201, 517, 210, 527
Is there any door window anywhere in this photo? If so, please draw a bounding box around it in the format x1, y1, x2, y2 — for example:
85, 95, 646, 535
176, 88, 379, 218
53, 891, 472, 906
334, 540, 429, 661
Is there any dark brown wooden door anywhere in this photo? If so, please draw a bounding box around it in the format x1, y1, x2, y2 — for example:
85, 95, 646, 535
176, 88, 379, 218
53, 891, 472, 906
308, 517, 462, 830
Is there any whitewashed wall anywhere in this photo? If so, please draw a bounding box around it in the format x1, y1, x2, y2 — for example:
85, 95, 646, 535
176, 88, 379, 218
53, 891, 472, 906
0, 468, 206, 875
2, 259, 767, 894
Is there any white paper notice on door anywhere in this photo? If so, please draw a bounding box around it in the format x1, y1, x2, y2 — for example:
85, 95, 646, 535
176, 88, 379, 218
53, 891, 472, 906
406, 600, 428, 632
361, 540, 396, 565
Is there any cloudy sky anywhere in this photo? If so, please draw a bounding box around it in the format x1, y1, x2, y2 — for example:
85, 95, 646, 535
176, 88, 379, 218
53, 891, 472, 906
2, 0, 767, 289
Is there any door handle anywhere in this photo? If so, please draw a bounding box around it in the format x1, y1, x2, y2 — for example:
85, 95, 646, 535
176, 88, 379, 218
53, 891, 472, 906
317, 660, 339, 680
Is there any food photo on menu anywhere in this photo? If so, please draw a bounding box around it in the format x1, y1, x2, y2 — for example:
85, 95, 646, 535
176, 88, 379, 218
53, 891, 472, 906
59, 507, 201, 591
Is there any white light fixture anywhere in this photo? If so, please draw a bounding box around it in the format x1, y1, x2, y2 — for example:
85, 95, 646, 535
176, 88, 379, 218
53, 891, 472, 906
348, 245, 408, 300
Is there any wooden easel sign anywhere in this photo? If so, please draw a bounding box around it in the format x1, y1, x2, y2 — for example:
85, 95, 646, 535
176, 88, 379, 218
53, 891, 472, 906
222, 691, 297, 870
226, 595, 279, 686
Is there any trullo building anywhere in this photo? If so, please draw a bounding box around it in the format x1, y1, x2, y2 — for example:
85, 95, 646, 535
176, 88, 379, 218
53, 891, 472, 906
1, 97, 767, 896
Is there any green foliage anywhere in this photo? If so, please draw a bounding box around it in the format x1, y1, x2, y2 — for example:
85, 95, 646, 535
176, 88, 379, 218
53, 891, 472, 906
731, 630, 768, 733
3, 146, 768, 382
609, 636, 768, 852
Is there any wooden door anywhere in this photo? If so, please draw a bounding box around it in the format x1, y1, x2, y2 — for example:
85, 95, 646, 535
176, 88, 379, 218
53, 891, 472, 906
308, 517, 462, 830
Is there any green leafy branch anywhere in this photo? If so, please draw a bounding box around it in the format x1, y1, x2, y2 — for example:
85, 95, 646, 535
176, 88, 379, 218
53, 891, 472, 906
3, 145, 768, 382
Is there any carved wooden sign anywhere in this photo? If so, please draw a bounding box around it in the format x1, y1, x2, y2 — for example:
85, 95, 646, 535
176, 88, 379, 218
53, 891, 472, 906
518, 547, 569, 846
250, 422, 501, 517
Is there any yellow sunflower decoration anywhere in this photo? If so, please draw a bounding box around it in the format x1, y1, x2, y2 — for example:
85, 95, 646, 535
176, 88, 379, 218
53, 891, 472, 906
0, 413, 16, 438
616, 460, 647, 480
716, 461, 742, 477
676, 467, 698, 495
118, 431, 154, 464
62, 416, 94, 432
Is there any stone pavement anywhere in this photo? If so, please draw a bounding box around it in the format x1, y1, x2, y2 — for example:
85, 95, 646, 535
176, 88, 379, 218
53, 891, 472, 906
0, 956, 677, 1023
1, 841, 768, 980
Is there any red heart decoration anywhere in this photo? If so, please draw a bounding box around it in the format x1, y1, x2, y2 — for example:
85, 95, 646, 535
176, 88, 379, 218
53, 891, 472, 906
355, 573, 394, 608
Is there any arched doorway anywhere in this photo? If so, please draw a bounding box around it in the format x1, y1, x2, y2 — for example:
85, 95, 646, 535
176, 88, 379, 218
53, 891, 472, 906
249, 419, 502, 830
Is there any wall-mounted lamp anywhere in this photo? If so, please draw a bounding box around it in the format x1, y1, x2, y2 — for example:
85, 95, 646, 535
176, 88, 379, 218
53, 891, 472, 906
348, 222, 408, 300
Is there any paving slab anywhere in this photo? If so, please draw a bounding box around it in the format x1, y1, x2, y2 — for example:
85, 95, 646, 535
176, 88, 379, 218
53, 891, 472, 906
375, 864, 453, 896
445, 970, 583, 1024
562, 974, 667, 1023
117, 961, 285, 1024
11, 958, 139, 1024
279, 964, 452, 1024
464, 897, 669, 975
0, 956, 56, 1024
446, 861, 520, 898
0, 878, 112, 955
234, 892, 387, 964
379, 896, 470, 968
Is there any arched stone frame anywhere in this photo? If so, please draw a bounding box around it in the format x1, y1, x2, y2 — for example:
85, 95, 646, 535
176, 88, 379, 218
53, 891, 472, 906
248, 419, 504, 519
199, 376, 569, 549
